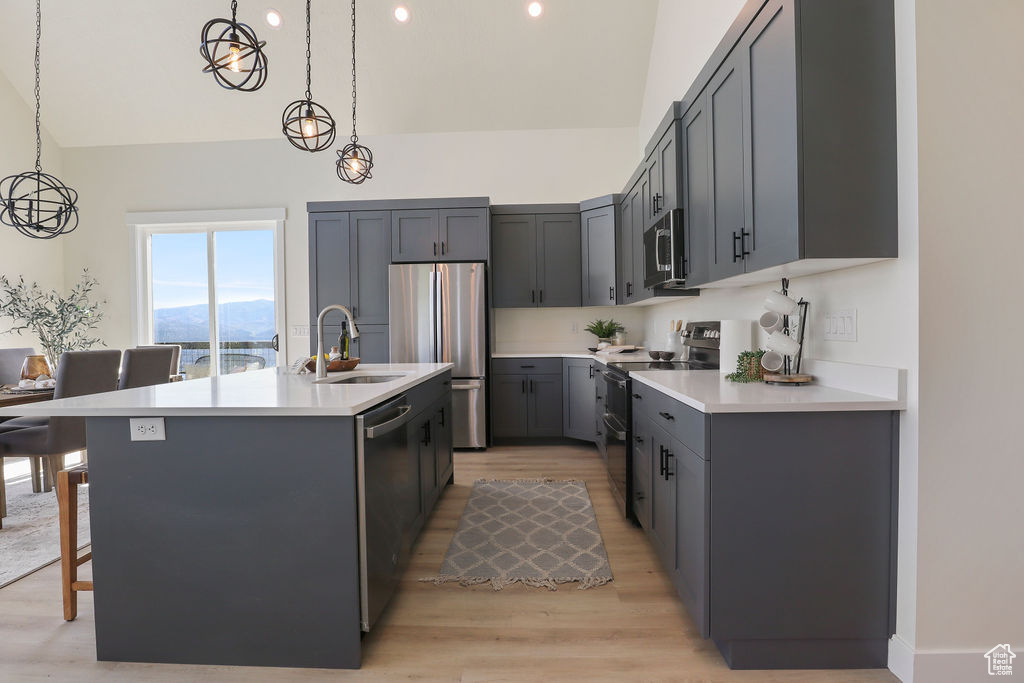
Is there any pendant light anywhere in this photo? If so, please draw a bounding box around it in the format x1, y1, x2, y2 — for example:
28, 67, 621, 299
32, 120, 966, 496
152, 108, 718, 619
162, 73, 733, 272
282, 0, 336, 152
0, 0, 78, 239
336, 0, 374, 184
199, 0, 269, 92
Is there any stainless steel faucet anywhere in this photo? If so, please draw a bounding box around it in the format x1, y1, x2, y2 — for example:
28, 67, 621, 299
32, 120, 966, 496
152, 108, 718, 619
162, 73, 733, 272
316, 305, 360, 378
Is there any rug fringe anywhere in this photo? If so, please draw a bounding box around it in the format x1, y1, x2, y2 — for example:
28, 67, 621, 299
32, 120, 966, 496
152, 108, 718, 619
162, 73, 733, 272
419, 575, 613, 591
473, 477, 585, 484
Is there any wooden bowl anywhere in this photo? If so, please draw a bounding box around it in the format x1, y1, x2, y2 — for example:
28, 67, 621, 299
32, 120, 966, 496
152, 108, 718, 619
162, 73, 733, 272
304, 357, 361, 373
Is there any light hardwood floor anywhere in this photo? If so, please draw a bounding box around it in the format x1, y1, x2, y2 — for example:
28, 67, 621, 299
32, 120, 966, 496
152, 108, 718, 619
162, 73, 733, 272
0, 444, 897, 682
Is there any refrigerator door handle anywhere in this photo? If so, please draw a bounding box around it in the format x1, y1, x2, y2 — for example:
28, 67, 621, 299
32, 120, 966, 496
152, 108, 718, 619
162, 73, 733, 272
428, 269, 438, 363
435, 268, 444, 363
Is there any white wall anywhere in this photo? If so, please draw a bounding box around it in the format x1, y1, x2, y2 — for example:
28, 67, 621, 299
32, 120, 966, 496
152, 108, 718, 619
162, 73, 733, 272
636, 0, 922, 672
912, 1, 1023, 679
0, 68, 66, 351
59, 127, 637, 362
637, 0, 747, 150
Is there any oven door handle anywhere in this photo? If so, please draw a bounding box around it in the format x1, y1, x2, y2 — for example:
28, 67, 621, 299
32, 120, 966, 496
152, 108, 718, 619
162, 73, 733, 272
602, 413, 627, 441
599, 370, 626, 388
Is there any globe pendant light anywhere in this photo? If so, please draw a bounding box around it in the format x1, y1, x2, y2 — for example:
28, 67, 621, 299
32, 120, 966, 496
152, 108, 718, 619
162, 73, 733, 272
0, 0, 78, 239
199, 0, 269, 92
336, 0, 374, 184
282, 0, 336, 152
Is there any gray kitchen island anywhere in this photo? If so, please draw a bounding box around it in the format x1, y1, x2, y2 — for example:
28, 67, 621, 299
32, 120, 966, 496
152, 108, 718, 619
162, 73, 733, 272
5, 364, 454, 669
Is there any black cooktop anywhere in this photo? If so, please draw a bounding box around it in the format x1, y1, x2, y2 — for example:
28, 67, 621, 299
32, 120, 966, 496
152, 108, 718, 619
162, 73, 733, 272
606, 360, 717, 372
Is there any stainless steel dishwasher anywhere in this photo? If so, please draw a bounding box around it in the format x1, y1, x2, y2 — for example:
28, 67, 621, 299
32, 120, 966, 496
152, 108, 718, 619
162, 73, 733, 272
355, 395, 415, 632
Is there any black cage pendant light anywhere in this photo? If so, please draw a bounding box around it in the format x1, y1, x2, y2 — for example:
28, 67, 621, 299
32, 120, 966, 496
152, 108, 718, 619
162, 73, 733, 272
282, 0, 336, 152
336, 0, 373, 184
200, 0, 268, 92
0, 0, 78, 239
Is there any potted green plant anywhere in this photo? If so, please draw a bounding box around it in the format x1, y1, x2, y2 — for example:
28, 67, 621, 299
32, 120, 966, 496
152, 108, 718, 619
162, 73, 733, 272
0, 270, 106, 372
584, 319, 624, 347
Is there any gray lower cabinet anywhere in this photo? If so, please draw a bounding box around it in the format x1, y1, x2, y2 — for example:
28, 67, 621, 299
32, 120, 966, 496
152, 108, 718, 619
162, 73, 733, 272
526, 374, 562, 437
562, 359, 596, 442
491, 359, 564, 438
580, 203, 618, 307
490, 207, 581, 308
392, 207, 489, 262
631, 384, 898, 669
410, 392, 454, 535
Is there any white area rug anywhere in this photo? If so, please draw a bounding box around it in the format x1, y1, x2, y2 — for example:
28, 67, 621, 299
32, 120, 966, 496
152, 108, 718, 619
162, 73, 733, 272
0, 478, 89, 588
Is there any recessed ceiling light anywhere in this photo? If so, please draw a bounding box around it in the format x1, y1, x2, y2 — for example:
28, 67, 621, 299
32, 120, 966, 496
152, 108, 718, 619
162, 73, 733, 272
527, 2, 543, 18
265, 9, 283, 29
393, 6, 410, 23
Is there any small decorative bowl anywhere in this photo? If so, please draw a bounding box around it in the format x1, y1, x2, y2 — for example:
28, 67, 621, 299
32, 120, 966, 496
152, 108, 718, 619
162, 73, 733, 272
587, 347, 599, 353
648, 350, 661, 360
304, 357, 361, 373
658, 351, 676, 361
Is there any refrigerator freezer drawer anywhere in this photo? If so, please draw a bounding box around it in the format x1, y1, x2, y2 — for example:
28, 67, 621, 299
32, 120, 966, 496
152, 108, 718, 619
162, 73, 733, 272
451, 379, 486, 449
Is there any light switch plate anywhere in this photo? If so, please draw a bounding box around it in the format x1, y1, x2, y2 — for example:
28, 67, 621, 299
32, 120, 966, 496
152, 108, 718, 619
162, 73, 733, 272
129, 417, 165, 441
291, 325, 310, 337
824, 309, 858, 342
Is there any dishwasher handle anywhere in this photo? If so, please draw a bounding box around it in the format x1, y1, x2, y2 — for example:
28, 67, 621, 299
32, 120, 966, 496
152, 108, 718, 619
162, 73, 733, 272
364, 404, 413, 439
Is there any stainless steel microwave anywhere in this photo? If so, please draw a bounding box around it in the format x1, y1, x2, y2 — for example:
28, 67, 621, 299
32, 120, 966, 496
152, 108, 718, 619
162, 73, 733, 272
643, 208, 687, 289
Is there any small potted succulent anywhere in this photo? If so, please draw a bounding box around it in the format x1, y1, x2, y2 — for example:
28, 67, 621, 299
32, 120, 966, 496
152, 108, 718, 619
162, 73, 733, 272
584, 319, 625, 349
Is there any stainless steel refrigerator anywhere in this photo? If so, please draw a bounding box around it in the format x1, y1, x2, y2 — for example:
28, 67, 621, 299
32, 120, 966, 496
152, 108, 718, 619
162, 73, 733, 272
389, 262, 486, 448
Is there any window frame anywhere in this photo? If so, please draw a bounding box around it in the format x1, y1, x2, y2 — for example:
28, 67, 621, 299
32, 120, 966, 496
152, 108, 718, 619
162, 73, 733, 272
127, 208, 288, 374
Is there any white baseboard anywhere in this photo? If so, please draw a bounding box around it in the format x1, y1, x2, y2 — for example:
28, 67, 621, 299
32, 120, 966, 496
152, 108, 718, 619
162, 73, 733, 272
888, 635, 915, 682
888, 639, 1013, 683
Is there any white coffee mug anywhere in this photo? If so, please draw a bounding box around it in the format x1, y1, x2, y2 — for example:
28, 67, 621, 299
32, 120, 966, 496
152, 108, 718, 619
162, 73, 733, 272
765, 331, 800, 356
761, 350, 784, 372
759, 311, 784, 334
763, 290, 799, 315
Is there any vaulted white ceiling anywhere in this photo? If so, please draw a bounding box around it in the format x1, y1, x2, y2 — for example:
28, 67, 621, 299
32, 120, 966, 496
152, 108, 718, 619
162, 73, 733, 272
0, 0, 658, 148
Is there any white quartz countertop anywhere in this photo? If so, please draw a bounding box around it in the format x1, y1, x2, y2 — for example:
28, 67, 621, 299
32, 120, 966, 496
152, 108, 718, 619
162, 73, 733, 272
491, 351, 620, 363
630, 369, 905, 414
0, 364, 454, 417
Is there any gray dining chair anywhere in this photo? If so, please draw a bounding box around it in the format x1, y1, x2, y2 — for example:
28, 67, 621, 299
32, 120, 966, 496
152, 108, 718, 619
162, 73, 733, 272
119, 347, 176, 389
136, 344, 181, 379
0, 347, 36, 384
0, 350, 121, 523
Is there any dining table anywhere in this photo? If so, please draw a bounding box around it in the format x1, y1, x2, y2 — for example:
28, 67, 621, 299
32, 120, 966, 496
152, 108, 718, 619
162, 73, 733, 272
0, 384, 55, 525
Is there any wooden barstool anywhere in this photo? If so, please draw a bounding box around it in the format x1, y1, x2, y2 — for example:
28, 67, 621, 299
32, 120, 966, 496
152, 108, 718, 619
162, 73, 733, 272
57, 464, 92, 621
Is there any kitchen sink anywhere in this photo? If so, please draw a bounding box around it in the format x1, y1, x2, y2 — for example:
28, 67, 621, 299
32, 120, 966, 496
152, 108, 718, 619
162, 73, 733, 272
315, 374, 405, 385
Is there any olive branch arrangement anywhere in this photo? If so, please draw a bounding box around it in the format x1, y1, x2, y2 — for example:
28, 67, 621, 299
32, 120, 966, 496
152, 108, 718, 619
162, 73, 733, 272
0, 269, 106, 372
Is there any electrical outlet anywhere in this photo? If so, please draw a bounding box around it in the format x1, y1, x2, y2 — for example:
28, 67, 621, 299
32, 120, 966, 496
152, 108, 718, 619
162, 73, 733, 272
291, 325, 310, 337
129, 417, 166, 441
571, 322, 579, 333
823, 309, 857, 342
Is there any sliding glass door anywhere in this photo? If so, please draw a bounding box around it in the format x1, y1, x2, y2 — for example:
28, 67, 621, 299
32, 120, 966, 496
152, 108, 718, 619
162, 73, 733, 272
142, 223, 282, 379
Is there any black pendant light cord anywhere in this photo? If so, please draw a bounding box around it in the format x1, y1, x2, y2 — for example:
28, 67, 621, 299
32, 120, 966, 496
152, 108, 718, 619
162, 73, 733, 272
33, 0, 42, 173
230, 0, 237, 23
305, 0, 313, 101
350, 0, 358, 143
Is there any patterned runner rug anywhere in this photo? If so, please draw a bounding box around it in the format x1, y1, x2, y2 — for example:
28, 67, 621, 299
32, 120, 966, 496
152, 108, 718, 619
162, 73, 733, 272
422, 478, 613, 590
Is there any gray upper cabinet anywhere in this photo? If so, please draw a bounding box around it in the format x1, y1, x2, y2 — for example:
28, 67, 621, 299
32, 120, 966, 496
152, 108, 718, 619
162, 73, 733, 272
629, 182, 647, 302
391, 210, 439, 262
536, 214, 582, 307
580, 200, 618, 307
491, 214, 537, 307
491, 207, 581, 308
438, 208, 489, 261
681, 0, 896, 287
309, 212, 352, 329
681, 93, 712, 288
308, 210, 391, 333
392, 207, 488, 262
350, 211, 392, 325
616, 188, 633, 304
742, 0, 799, 272
562, 359, 596, 442
707, 53, 748, 283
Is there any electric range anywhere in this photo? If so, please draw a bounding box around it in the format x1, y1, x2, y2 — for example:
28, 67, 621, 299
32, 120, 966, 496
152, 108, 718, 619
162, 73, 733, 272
599, 322, 721, 521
